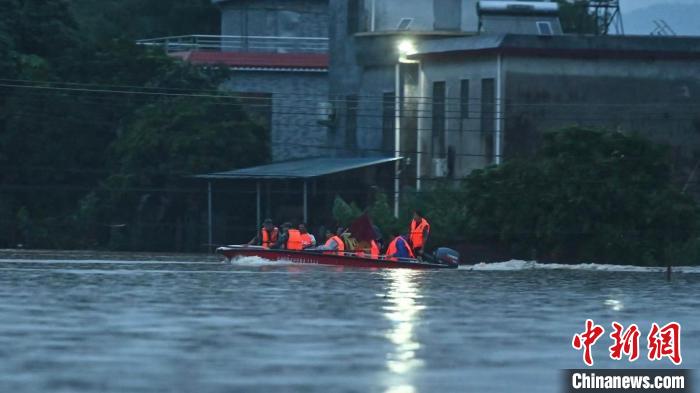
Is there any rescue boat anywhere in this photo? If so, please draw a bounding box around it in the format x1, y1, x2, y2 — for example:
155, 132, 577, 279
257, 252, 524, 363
217, 245, 460, 270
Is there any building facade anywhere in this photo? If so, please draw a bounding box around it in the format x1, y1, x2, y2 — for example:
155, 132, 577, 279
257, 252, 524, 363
411, 34, 700, 183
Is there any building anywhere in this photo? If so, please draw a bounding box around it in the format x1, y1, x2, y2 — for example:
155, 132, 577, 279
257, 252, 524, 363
139, 0, 331, 161
410, 33, 700, 183
139, 0, 700, 241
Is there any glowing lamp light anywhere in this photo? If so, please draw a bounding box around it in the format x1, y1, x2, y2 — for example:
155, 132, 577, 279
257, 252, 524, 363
397, 40, 417, 56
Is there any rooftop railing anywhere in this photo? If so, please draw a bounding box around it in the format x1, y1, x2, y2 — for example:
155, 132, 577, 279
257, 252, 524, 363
136, 35, 329, 54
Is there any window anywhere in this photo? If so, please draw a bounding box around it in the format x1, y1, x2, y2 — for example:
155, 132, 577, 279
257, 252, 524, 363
481, 78, 495, 162
460, 79, 470, 120
347, 0, 360, 34
432, 81, 446, 157
536, 21, 553, 36
345, 95, 358, 152
382, 92, 395, 153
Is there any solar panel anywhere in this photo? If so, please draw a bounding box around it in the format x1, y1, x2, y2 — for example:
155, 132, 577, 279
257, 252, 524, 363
397, 18, 413, 31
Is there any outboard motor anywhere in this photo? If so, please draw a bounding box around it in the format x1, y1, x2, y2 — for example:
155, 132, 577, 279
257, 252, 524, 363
434, 247, 460, 267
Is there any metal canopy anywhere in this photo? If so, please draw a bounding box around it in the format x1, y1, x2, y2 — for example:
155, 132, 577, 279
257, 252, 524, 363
199, 156, 402, 252
196, 156, 402, 180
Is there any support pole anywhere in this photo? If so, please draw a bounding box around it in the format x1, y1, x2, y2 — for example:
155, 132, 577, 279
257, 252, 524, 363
495, 54, 503, 165
256, 181, 261, 227
207, 181, 213, 254
394, 62, 401, 218
303, 181, 308, 224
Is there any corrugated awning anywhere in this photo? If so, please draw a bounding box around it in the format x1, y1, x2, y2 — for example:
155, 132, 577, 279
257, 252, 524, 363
196, 156, 401, 180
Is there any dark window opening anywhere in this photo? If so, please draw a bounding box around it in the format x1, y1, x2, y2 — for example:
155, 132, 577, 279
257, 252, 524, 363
346, 95, 358, 152
382, 92, 396, 154
347, 0, 360, 34
432, 81, 446, 157
481, 78, 496, 162
460, 79, 470, 120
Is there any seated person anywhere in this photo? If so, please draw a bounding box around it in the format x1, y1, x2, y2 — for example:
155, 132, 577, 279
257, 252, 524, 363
271, 222, 292, 249
299, 223, 316, 249
385, 233, 415, 261
248, 218, 279, 249
308, 228, 345, 254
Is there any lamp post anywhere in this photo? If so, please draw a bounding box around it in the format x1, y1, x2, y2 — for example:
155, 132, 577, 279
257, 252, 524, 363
394, 40, 418, 218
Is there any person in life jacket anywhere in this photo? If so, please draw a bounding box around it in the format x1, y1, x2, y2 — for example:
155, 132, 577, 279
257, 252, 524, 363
357, 239, 380, 258
248, 218, 279, 249
272, 222, 292, 249
309, 228, 345, 254
409, 210, 430, 256
386, 233, 415, 261
286, 223, 316, 250
298, 223, 316, 249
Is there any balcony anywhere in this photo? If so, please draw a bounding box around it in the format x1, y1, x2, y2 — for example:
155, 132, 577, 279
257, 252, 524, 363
136, 34, 329, 54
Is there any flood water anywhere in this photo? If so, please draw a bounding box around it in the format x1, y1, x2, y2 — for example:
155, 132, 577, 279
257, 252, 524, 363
0, 257, 698, 393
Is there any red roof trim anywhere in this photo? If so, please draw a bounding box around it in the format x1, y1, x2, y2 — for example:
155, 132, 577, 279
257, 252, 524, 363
170, 51, 329, 69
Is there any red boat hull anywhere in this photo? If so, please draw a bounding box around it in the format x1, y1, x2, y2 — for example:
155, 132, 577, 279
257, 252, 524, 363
217, 245, 457, 270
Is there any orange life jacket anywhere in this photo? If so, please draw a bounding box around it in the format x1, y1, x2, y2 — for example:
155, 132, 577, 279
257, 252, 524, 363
386, 236, 415, 260
261, 227, 279, 248
286, 229, 302, 250
300, 233, 314, 249
409, 218, 430, 249
324, 235, 345, 253
356, 240, 380, 259
370, 240, 380, 258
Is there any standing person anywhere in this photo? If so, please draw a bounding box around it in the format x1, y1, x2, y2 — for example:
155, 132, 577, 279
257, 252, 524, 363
409, 210, 430, 257
299, 223, 316, 249
248, 218, 279, 249
386, 233, 415, 261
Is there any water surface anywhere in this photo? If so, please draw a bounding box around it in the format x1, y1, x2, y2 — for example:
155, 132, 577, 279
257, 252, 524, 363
0, 257, 698, 392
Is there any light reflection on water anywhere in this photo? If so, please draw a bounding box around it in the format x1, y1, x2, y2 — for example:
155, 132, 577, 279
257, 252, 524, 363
382, 270, 425, 391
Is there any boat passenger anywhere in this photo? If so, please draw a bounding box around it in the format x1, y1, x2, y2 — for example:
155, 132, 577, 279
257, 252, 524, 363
409, 210, 430, 257
386, 234, 415, 261
356, 239, 380, 258
309, 229, 345, 254
286, 226, 302, 250
299, 224, 316, 249
271, 222, 292, 249
248, 218, 279, 249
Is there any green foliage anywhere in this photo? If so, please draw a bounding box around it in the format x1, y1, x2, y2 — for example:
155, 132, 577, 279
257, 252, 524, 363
368, 193, 400, 238
0, 0, 268, 251
71, 0, 219, 41
332, 196, 362, 227
555, 0, 601, 35
456, 127, 699, 265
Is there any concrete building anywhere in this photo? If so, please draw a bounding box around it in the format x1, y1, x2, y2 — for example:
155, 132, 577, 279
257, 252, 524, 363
140, 0, 331, 161
410, 34, 700, 182
327, 0, 700, 191
140, 0, 700, 233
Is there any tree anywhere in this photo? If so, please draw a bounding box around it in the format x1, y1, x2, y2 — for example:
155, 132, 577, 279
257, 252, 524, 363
456, 127, 699, 265
556, 0, 601, 35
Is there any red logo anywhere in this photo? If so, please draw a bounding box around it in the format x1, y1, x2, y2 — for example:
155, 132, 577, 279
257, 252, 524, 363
609, 322, 640, 362
573, 320, 682, 366
647, 322, 682, 365
572, 319, 605, 366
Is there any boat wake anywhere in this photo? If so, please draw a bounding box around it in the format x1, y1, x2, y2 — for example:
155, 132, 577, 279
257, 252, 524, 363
459, 260, 700, 273
229, 256, 294, 267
